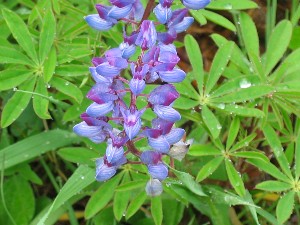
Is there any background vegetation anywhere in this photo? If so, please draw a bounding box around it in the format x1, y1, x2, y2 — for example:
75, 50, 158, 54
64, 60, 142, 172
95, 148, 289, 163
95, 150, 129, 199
1, 0, 300, 224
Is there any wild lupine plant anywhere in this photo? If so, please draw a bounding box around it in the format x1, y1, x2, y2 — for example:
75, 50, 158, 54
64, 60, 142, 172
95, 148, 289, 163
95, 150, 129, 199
73, 0, 210, 196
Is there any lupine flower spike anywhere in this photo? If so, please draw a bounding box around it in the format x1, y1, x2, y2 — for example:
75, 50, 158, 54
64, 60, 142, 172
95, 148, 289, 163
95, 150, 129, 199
74, 0, 211, 196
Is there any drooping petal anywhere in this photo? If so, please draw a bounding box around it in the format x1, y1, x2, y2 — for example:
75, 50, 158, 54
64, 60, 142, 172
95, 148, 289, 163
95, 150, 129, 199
145, 179, 163, 196
106, 142, 124, 164
119, 42, 136, 59
159, 68, 186, 83
153, 105, 181, 122
181, 0, 211, 10
152, 118, 174, 134
140, 151, 162, 164
165, 128, 185, 144
143, 128, 162, 138
130, 78, 145, 95
157, 28, 177, 45
96, 62, 122, 77
149, 84, 179, 106
135, 20, 157, 50
108, 4, 133, 20
168, 139, 193, 161
148, 163, 168, 180
153, 4, 172, 24
95, 158, 117, 181
124, 118, 141, 139
159, 0, 174, 8
89, 67, 112, 84
148, 135, 170, 153
171, 16, 194, 33
112, 155, 127, 167
73, 122, 102, 137
110, 0, 135, 7
85, 14, 114, 31
86, 102, 114, 117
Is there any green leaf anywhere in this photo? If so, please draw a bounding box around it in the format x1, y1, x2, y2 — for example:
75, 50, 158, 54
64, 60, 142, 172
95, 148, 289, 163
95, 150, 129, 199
43, 47, 57, 83
1, 77, 36, 128
162, 199, 184, 225
0, 175, 35, 225
211, 85, 274, 103
37, 165, 95, 225
222, 104, 265, 118
184, 34, 204, 94
231, 151, 269, 162
256, 181, 292, 192
207, 0, 258, 10
55, 64, 89, 77
296, 129, 300, 179
201, 10, 236, 32
51, 76, 83, 103
205, 41, 234, 94
201, 105, 221, 139
247, 158, 290, 182
125, 191, 147, 220
196, 156, 224, 182
85, 173, 123, 219
0, 130, 77, 170
115, 180, 147, 192
0, 69, 32, 91
289, 26, 300, 50
239, 12, 260, 59
2, 8, 38, 64
225, 159, 245, 196
114, 173, 131, 221
33, 76, 51, 119
151, 196, 163, 225
190, 10, 207, 25
0, 46, 33, 65
57, 147, 99, 167
39, 9, 56, 63
230, 133, 256, 152
262, 124, 293, 179
188, 144, 222, 156
173, 97, 199, 110
264, 20, 292, 75
172, 169, 206, 196
226, 117, 240, 150
276, 191, 295, 224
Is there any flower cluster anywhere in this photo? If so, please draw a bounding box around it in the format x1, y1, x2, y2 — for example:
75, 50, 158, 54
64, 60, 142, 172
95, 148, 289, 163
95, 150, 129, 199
74, 0, 210, 196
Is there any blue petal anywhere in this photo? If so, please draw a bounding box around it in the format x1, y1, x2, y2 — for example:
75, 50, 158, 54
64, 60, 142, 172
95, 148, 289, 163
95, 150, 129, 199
153, 105, 181, 122
119, 42, 136, 59
110, 0, 135, 7
124, 118, 141, 139
159, 68, 186, 83
130, 78, 145, 95
108, 4, 132, 20
95, 158, 117, 181
171, 17, 194, 33
112, 155, 127, 167
153, 4, 172, 24
165, 128, 185, 145
86, 102, 114, 117
145, 179, 163, 196
89, 67, 112, 84
148, 163, 168, 180
148, 135, 170, 153
182, 0, 211, 10
148, 84, 179, 106
73, 122, 101, 137
85, 14, 114, 31
96, 62, 122, 77
140, 151, 162, 164
106, 143, 124, 164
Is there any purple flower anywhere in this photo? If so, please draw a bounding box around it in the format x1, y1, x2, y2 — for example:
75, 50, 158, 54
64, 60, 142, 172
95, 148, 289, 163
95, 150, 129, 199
105, 139, 124, 163
145, 179, 163, 196
181, 0, 211, 10
148, 84, 179, 106
121, 107, 145, 139
167, 8, 194, 33
135, 20, 157, 50
95, 156, 126, 181
159, 0, 174, 8
141, 151, 168, 180
143, 118, 185, 153
84, 14, 115, 31
119, 42, 136, 59
130, 64, 149, 95
153, 4, 172, 24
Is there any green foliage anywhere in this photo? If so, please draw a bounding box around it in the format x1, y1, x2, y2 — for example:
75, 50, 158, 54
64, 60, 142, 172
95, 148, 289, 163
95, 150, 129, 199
1, 0, 300, 225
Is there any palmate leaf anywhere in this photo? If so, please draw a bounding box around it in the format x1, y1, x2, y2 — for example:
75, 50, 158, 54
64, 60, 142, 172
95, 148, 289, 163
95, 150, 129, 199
256, 180, 292, 192
39, 8, 56, 63
196, 156, 224, 182
125, 191, 147, 220
33, 76, 51, 119
201, 105, 222, 139
276, 191, 295, 224
0, 69, 32, 91
151, 196, 163, 225
225, 159, 246, 196
0, 46, 33, 65
2, 8, 38, 64
200, 10, 236, 32
207, 0, 258, 10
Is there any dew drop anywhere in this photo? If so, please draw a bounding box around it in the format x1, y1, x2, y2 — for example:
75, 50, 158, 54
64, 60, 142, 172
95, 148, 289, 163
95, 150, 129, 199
65, 81, 70, 86
217, 124, 222, 130
13, 87, 18, 91
217, 103, 225, 109
239, 79, 251, 89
